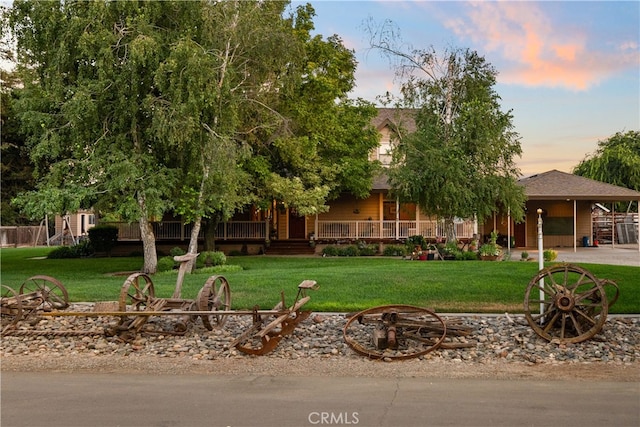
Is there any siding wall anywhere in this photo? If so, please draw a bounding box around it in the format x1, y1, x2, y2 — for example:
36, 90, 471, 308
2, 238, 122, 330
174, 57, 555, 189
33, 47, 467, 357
480, 201, 592, 247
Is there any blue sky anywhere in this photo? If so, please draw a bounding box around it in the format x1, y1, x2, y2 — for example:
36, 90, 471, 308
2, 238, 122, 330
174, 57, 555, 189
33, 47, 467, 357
291, 1, 640, 176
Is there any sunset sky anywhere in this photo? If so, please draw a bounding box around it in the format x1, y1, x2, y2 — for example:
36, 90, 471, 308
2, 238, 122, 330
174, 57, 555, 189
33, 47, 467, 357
292, 0, 640, 177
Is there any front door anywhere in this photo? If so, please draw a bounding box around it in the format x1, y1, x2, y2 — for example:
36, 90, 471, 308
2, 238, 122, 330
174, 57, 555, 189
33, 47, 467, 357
288, 210, 306, 239
514, 221, 526, 247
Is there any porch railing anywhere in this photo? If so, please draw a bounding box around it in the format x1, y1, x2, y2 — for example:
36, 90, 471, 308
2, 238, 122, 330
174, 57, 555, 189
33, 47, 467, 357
101, 221, 266, 241
102, 219, 474, 242
315, 219, 475, 241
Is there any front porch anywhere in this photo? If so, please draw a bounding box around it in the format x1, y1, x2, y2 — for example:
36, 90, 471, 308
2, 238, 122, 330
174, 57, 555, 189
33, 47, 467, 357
103, 218, 476, 244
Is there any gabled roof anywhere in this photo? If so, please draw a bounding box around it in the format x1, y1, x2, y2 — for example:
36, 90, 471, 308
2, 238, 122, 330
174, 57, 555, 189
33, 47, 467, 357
372, 108, 417, 133
518, 169, 640, 201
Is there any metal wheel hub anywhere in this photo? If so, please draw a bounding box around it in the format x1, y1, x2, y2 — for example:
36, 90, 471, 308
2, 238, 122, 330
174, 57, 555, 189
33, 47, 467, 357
554, 290, 575, 311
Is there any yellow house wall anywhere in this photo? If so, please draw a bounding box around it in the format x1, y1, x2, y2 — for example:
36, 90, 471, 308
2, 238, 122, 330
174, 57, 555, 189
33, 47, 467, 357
307, 194, 383, 235
479, 200, 592, 247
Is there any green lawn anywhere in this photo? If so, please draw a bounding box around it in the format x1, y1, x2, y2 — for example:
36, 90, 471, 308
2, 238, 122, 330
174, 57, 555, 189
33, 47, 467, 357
1, 247, 638, 313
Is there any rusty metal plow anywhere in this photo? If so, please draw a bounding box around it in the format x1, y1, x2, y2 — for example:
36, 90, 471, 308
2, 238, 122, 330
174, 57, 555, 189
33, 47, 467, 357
343, 305, 475, 360
227, 279, 319, 355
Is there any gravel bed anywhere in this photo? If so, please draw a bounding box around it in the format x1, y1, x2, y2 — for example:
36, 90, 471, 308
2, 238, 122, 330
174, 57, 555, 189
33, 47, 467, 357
2, 304, 639, 380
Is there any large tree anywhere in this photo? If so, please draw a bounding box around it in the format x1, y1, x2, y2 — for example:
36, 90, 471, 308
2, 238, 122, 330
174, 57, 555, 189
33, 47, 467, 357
8, 1, 209, 272
573, 130, 640, 192
573, 130, 640, 213
367, 21, 526, 240
7, 1, 379, 271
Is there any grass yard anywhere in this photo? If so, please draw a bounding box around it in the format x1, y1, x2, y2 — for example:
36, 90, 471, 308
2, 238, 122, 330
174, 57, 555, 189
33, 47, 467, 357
1, 247, 638, 313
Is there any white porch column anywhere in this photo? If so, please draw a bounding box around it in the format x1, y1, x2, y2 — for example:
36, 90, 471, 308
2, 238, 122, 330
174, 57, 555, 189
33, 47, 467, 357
573, 199, 577, 253
612, 203, 616, 248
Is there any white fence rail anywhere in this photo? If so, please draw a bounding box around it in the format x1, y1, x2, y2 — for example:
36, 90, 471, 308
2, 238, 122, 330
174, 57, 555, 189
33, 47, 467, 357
102, 219, 473, 242
102, 221, 267, 241
315, 219, 475, 240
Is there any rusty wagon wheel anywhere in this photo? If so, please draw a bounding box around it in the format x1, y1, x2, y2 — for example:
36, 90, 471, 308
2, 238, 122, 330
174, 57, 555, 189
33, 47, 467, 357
118, 273, 155, 312
197, 275, 231, 330
343, 304, 447, 360
1, 285, 23, 330
524, 264, 608, 344
115, 273, 156, 338
19, 275, 69, 311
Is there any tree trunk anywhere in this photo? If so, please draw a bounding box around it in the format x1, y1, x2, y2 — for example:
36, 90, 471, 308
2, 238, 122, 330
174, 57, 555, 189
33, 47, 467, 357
186, 216, 202, 272
203, 218, 218, 252
444, 217, 457, 242
139, 215, 157, 274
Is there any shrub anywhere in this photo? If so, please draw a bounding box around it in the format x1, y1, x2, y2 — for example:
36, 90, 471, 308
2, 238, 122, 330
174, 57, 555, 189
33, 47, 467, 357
197, 251, 226, 267
339, 245, 359, 257
461, 251, 479, 260
383, 245, 407, 256
543, 249, 558, 262
406, 235, 427, 252
47, 240, 94, 259
520, 251, 529, 260
322, 245, 339, 256
157, 256, 176, 272
169, 247, 186, 257
87, 225, 118, 255
356, 241, 378, 256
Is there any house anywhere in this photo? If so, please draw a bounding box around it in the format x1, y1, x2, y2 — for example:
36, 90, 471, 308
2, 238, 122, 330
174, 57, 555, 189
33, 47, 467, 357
481, 170, 640, 251
102, 110, 640, 255
52, 210, 96, 245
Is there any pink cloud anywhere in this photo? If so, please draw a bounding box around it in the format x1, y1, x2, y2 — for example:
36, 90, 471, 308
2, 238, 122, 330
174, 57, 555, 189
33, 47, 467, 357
442, 1, 638, 91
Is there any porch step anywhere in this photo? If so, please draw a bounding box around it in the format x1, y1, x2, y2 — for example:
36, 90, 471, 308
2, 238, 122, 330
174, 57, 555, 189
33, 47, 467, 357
266, 240, 316, 255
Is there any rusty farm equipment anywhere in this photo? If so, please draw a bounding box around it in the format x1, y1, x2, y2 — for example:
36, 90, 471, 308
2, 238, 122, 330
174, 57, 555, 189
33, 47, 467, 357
523, 263, 620, 344
1, 253, 318, 356
343, 305, 474, 360
1, 275, 70, 333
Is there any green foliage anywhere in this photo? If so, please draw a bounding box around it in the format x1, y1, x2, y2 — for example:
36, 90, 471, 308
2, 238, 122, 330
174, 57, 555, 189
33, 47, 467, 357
196, 251, 227, 268
383, 245, 408, 257
169, 247, 186, 257
321, 243, 378, 257
366, 23, 526, 232
87, 226, 118, 255
47, 240, 93, 259
157, 256, 176, 273
405, 235, 427, 251
321, 245, 339, 256
543, 249, 558, 262
573, 130, 640, 211
573, 130, 640, 191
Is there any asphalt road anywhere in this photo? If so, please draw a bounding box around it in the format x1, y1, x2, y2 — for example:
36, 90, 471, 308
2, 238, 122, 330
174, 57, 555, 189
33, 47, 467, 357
2, 372, 638, 427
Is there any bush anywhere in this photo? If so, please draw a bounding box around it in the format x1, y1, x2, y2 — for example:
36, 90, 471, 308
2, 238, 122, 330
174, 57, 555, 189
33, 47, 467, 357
543, 249, 558, 262
47, 240, 94, 259
339, 245, 359, 257
197, 251, 226, 268
406, 235, 427, 252
322, 245, 339, 256
169, 247, 186, 257
157, 256, 176, 272
87, 225, 118, 255
356, 241, 378, 256
383, 245, 407, 256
